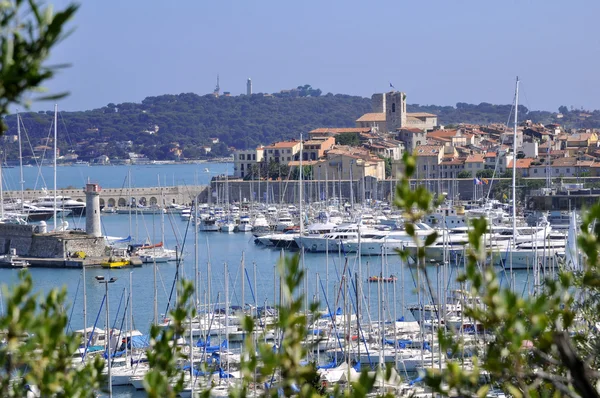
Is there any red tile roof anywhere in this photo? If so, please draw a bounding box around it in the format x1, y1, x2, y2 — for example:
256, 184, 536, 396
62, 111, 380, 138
465, 154, 484, 163
264, 140, 300, 149
507, 158, 534, 168
414, 145, 443, 157
356, 113, 386, 122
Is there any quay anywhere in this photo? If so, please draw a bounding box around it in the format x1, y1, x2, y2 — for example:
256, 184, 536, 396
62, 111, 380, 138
14, 256, 144, 269
4, 185, 208, 207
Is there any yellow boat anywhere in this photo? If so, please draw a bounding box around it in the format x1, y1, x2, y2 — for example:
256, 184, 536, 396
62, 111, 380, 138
101, 257, 131, 269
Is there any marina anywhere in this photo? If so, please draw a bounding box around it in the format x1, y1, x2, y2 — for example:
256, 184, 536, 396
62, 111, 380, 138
0, 152, 581, 397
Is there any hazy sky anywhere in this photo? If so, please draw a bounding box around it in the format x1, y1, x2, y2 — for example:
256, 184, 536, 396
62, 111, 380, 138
32, 0, 600, 113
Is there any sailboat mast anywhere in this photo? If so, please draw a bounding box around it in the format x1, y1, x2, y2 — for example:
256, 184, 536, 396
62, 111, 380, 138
299, 134, 304, 236
53, 104, 58, 230
83, 263, 87, 348
17, 112, 24, 212
512, 77, 519, 251
510, 77, 519, 291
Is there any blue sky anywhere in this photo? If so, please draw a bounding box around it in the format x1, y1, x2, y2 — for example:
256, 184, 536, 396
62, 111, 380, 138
33, 0, 600, 113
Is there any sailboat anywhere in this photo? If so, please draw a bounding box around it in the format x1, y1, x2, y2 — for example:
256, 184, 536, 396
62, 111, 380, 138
220, 174, 235, 233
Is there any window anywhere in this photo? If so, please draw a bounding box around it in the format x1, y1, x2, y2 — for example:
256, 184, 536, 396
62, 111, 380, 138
392, 103, 396, 113
239, 154, 245, 160
240, 164, 244, 170
566, 168, 570, 173
555, 169, 559, 174
534, 169, 538, 174
423, 165, 427, 171
468, 163, 472, 168
287, 149, 291, 154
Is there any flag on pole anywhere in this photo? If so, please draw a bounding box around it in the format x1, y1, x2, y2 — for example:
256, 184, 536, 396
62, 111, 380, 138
474, 178, 482, 185
482, 178, 489, 184
389, 82, 395, 89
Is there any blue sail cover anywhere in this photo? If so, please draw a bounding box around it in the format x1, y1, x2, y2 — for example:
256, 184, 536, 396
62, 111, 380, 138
130, 335, 150, 349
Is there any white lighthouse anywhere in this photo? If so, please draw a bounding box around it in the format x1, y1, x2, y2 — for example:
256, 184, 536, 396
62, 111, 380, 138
246, 78, 252, 96
85, 183, 102, 237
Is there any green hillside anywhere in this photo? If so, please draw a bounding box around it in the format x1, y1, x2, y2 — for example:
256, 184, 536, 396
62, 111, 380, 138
1, 90, 597, 161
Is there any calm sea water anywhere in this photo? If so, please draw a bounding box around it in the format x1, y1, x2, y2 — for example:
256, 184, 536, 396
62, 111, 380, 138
1, 162, 232, 190
0, 211, 526, 333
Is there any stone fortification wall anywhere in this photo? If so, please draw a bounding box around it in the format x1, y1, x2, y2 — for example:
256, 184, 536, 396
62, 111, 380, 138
0, 224, 107, 258
0, 224, 35, 255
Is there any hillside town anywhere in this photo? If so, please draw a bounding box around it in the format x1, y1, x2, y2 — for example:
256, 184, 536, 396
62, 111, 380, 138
233, 90, 600, 183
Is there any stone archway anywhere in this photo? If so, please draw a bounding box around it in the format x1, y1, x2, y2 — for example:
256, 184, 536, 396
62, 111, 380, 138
108, 198, 116, 208
118, 198, 127, 207
139, 197, 147, 206
149, 196, 157, 206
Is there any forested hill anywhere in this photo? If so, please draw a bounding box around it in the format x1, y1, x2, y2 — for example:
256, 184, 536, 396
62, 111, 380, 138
1, 91, 596, 161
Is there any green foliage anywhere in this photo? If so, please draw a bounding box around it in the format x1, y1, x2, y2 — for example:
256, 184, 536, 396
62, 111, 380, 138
3, 94, 372, 161
335, 132, 360, 146
0, 0, 78, 133
290, 165, 313, 180
457, 170, 472, 178
475, 169, 495, 178
0, 271, 104, 397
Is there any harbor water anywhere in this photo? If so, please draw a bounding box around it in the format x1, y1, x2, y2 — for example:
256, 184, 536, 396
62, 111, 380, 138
0, 162, 532, 397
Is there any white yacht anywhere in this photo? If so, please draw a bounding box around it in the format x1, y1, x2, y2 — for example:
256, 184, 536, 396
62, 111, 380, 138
236, 214, 253, 232
343, 223, 437, 256
252, 214, 271, 235
34, 193, 86, 216
295, 224, 377, 253
199, 216, 220, 232
274, 212, 294, 231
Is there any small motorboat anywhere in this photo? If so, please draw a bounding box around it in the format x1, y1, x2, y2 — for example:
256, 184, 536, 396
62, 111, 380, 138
367, 275, 398, 283
101, 248, 131, 269
0, 248, 30, 268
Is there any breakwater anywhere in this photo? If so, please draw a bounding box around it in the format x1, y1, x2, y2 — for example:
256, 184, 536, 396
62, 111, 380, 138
4, 185, 208, 207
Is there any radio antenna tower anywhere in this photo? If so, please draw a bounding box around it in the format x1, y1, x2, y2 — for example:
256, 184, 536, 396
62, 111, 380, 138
213, 74, 220, 97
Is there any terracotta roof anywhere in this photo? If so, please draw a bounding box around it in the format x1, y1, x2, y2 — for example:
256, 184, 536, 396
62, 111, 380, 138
465, 154, 484, 163
309, 127, 371, 134
427, 129, 458, 139
484, 152, 497, 158
577, 160, 594, 167
507, 158, 534, 169
414, 145, 442, 157
356, 113, 386, 122
406, 112, 437, 118
429, 136, 451, 143
552, 157, 577, 166
398, 127, 424, 133
264, 141, 300, 149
